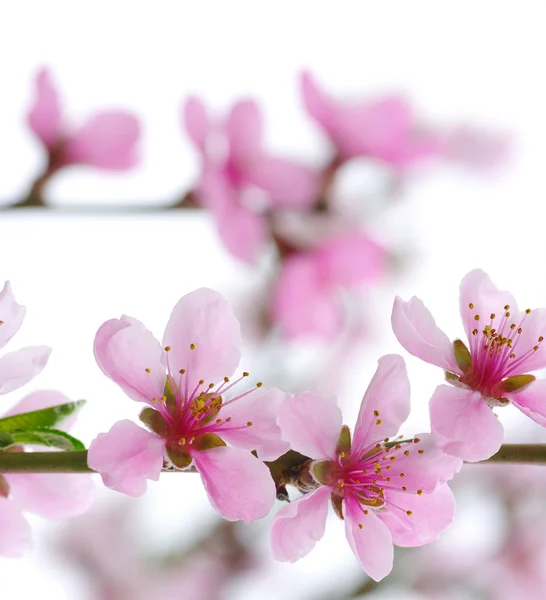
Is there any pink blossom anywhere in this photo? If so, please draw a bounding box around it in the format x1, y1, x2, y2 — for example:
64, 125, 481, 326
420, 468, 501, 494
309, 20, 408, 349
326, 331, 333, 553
270, 355, 460, 581
184, 97, 320, 262
27, 67, 140, 171
392, 269, 546, 461
89, 288, 288, 523
0, 281, 51, 395
272, 231, 387, 339
300, 71, 441, 167
0, 390, 96, 558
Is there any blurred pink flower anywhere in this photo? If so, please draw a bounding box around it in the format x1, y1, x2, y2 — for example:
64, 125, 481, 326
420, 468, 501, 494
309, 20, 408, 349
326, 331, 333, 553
0, 281, 51, 395
89, 287, 287, 523
184, 97, 320, 262
0, 390, 96, 558
270, 355, 460, 581
27, 67, 141, 171
301, 71, 441, 167
271, 231, 387, 340
392, 269, 546, 462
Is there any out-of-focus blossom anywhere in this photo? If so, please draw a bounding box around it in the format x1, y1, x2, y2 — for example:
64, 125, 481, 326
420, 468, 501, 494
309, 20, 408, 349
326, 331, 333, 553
440, 125, 511, 172
270, 355, 460, 581
0, 281, 51, 395
27, 67, 140, 172
0, 390, 95, 558
56, 502, 243, 600
272, 231, 387, 340
392, 269, 546, 462
301, 71, 441, 167
89, 288, 287, 523
184, 97, 320, 262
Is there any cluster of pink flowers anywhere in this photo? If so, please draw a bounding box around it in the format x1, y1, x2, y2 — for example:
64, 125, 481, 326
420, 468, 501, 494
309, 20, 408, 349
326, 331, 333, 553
2, 270, 545, 581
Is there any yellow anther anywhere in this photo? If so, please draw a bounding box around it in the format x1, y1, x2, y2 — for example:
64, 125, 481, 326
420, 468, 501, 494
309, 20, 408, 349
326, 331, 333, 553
152, 397, 158, 403
363, 509, 369, 515
404, 450, 410, 456
226, 417, 232, 422
474, 315, 480, 321
165, 346, 171, 352
518, 328, 523, 334
376, 419, 382, 425
400, 473, 406, 477
385, 465, 392, 471
402, 486, 407, 491
373, 410, 380, 417
418, 449, 424, 455
216, 419, 222, 424
247, 421, 253, 426
510, 353, 516, 358
209, 383, 215, 389
243, 372, 249, 377
505, 312, 510, 318
224, 376, 230, 382
526, 308, 532, 314
358, 524, 363, 530
145, 368, 151, 373
179, 437, 186, 445
256, 382, 263, 388
386, 477, 391, 481
417, 490, 423, 495
534, 346, 539, 351
413, 438, 421, 443
179, 369, 186, 374
340, 451, 345, 458
504, 305, 510, 310
199, 379, 204, 385
406, 510, 413, 516
510, 324, 516, 330
339, 481, 344, 488
389, 456, 396, 461
539, 336, 544, 342
190, 343, 196, 350
472, 328, 478, 335
490, 313, 495, 319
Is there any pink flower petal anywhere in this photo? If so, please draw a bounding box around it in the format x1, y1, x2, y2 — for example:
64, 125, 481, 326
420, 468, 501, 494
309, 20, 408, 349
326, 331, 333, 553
335, 96, 413, 160
270, 486, 330, 562
245, 157, 320, 208
0, 346, 51, 395
384, 433, 462, 493
509, 379, 546, 427
380, 483, 455, 547
7, 473, 95, 519
352, 354, 410, 452
430, 385, 504, 462
300, 71, 337, 138
193, 446, 276, 523
0, 281, 27, 351
272, 254, 341, 340
162, 288, 242, 392
0, 498, 32, 558
94, 316, 165, 406
441, 125, 511, 171
391, 296, 458, 372
344, 496, 394, 581
316, 232, 387, 288
459, 269, 518, 341
216, 200, 268, 263
64, 112, 140, 170
88, 420, 166, 497
27, 67, 63, 149
218, 387, 290, 461
277, 391, 341, 460
183, 96, 210, 155
225, 99, 263, 166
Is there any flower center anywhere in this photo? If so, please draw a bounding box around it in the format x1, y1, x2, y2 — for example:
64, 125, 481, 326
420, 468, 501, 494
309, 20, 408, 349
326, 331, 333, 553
448, 303, 543, 401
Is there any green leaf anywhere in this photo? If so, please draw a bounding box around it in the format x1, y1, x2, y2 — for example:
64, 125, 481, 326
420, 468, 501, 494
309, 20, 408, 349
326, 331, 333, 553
10, 428, 86, 451
0, 431, 14, 449
0, 400, 85, 432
